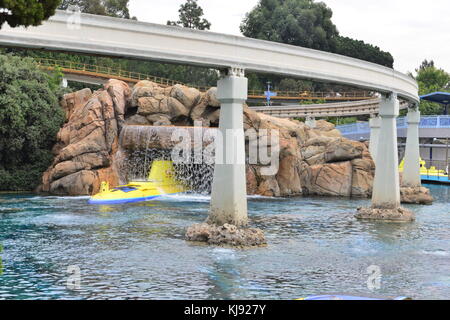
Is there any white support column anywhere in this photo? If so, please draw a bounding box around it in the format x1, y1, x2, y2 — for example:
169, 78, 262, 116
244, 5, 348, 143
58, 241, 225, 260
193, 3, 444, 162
402, 108, 421, 187
61, 77, 68, 88
371, 93, 401, 209
305, 116, 316, 128
369, 115, 381, 162
209, 68, 248, 227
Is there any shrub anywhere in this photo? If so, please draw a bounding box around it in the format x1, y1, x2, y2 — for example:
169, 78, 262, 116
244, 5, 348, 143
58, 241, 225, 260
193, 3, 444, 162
0, 54, 65, 191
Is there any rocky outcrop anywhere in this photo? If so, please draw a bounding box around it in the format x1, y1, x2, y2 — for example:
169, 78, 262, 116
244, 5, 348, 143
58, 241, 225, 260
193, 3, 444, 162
42, 79, 432, 203
241, 108, 374, 198
126, 82, 219, 127
39, 80, 130, 195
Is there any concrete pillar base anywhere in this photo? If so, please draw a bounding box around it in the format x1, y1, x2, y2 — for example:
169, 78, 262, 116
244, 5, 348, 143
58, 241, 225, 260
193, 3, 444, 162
185, 223, 267, 247
355, 206, 415, 222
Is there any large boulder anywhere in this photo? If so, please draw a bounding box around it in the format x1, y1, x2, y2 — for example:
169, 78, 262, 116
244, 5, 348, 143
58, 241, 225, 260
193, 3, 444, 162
60, 88, 92, 121
39, 80, 128, 195
351, 158, 375, 197
169, 84, 202, 110
276, 154, 302, 196
205, 87, 220, 107
400, 186, 434, 205
104, 79, 131, 131
301, 161, 353, 197
324, 139, 364, 163
130, 80, 161, 106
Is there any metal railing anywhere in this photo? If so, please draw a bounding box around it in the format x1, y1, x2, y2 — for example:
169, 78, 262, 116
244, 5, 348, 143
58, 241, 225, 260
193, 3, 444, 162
247, 89, 373, 100
35, 58, 190, 88
36, 58, 374, 99
336, 115, 450, 136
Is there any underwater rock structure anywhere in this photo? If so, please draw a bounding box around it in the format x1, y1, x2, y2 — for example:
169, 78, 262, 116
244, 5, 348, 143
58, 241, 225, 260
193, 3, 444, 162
39, 79, 429, 204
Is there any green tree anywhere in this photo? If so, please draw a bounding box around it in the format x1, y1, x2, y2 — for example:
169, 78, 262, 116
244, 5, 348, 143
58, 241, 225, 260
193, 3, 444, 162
167, 0, 211, 30
240, 0, 338, 52
0, 0, 60, 29
0, 54, 65, 191
241, 0, 394, 69
335, 36, 394, 68
416, 59, 434, 72
58, 0, 132, 19
240, 0, 395, 92
277, 78, 313, 92
413, 60, 450, 115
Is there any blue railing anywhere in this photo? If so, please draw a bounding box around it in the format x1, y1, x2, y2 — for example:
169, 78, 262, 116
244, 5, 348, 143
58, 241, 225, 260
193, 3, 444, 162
337, 115, 450, 136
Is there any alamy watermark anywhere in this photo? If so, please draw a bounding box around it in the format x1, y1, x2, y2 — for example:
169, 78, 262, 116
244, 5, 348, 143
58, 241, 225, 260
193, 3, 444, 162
170, 121, 280, 175
66, 5, 81, 30
366, 265, 382, 291
66, 265, 81, 290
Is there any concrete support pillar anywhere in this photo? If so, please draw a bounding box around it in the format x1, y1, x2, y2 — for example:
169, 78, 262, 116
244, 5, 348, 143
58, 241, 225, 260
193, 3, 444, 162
402, 108, 421, 187
371, 93, 401, 209
305, 116, 316, 128
61, 77, 68, 88
209, 68, 248, 227
369, 115, 381, 162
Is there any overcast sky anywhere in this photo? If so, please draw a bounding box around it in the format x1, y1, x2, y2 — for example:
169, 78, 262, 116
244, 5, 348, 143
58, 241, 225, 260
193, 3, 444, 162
128, 0, 450, 74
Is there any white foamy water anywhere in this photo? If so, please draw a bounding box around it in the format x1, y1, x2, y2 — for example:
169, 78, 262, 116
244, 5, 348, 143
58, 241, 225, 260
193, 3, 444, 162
421, 250, 449, 257
156, 193, 211, 202
30, 195, 91, 200
155, 193, 279, 203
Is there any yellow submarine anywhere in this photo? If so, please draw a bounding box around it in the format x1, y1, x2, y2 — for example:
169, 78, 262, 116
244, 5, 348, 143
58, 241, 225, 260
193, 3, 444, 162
88, 160, 187, 205
399, 157, 449, 183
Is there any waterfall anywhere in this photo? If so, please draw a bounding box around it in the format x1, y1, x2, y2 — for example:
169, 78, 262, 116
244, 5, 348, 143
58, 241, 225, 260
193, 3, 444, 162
117, 125, 216, 194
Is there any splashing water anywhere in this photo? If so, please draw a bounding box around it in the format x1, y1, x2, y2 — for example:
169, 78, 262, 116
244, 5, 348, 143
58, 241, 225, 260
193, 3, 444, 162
117, 125, 215, 194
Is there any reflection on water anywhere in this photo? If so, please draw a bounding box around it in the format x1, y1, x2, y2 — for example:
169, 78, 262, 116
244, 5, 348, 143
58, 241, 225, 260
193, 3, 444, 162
0, 185, 449, 300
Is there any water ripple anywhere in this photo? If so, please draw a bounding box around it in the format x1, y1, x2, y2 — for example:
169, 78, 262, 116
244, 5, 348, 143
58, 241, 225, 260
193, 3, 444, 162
0, 184, 449, 299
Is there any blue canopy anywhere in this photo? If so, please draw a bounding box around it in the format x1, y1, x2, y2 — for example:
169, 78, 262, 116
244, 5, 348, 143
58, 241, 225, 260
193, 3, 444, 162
420, 92, 450, 105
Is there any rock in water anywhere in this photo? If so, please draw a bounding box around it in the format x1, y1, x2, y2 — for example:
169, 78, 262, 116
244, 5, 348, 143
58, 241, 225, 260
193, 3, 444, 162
185, 223, 266, 247
400, 186, 434, 205
355, 206, 415, 222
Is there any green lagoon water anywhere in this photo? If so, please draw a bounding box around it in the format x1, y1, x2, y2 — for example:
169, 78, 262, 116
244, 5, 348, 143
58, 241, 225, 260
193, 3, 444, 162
0, 184, 449, 300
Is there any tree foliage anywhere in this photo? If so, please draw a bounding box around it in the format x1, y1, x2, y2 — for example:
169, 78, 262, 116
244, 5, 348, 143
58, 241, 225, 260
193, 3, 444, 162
167, 0, 211, 30
58, 0, 132, 19
277, 78, 313, 92
335, 36, 394, 68
240, 0, 395, 94
241, 0, 338, 52
0, 0, 60, 29
241, 0, 394, 67
416, 59, 434, 72
0, 54, 65, 191
413, 60, 450, 115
